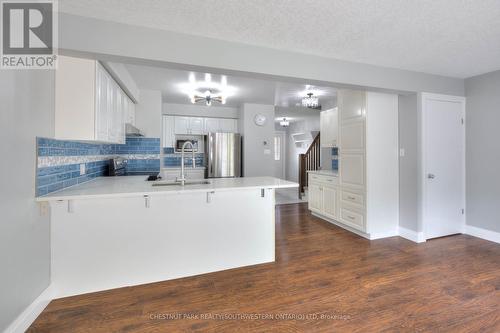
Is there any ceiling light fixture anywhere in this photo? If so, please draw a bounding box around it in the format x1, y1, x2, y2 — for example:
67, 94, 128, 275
191, 90, 225, 106
179, 73, 236, 107
280, 117, 290, 127
302, 92, 320, 109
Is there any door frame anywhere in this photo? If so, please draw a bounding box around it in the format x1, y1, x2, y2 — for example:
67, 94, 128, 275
419, 93, 466, 240
274, 131, 286, 179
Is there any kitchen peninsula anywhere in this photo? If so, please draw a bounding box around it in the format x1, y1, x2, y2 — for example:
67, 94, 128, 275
37, 176, 297, 298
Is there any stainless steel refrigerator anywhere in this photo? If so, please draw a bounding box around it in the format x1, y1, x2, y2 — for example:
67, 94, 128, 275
205, 133, 241, 178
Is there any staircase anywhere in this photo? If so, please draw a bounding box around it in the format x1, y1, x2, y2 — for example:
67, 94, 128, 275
298, 132, 320, 199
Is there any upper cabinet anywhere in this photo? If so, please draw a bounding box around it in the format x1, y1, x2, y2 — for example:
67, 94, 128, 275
204, 117, 238, 133
171, 116, 238, 136
174, 116, 204, 135
320, 108, 338, 147
55, 55, 134, 144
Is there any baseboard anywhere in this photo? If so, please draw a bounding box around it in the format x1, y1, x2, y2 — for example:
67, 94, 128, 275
465, 225, 500, 244
4, 284, 54, 333
398, 227, 426, 243
369, 229, 399, 240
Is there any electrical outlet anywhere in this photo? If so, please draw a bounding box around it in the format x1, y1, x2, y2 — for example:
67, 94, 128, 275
80, 163, 86, 175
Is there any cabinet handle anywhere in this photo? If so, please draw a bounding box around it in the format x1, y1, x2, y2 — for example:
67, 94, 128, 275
346, 215, 355, 220
347, 196, 356, 200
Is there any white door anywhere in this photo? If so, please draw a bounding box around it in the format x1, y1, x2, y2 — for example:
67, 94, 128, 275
422, 93, 465, 239
174, 117, 190, 134
189, 117, 205, 134
308, 183, 322, 213
219, 118, 237, 133
204, 118, 219, 133
273, 132, 286, 179
322, 186, 338, 219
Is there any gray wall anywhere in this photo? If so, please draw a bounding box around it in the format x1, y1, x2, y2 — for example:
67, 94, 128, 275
239, 103, 275, 177
0, 71, 54, 330
398, 94, 419, 232
59, 13, 464, 96
465, 70, 500, 233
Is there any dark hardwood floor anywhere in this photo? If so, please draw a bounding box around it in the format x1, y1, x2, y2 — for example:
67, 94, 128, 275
30, 203, 500, 332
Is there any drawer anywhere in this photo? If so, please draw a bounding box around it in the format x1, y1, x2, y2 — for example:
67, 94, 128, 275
342, 191, 364, 206
341, 207, 365, 229
308, 173, 339, 186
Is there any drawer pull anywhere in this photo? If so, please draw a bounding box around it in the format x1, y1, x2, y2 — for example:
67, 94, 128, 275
347, 196, 356, 200
347, 215, 356, 220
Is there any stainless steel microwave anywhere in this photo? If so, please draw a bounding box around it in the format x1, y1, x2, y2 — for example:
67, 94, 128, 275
175, 139, 199, 152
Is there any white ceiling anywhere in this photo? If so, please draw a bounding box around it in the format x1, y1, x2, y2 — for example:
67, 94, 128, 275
60, 0, 500, 78
125, 63, 336, 109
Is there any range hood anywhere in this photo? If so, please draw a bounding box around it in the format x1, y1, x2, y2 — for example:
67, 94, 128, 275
125, 123, 144, 137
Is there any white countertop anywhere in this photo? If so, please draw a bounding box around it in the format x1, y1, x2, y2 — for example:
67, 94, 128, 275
36, 176, 298, 202
307, 170, 339, 177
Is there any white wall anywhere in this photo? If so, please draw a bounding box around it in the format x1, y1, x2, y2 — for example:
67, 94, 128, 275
59, 13, 465, 96
0, 71, 54, 331
135, 89, 162, 138
285, 118, 320, 182
163, 103, 239, 118
398, 94, 419, 232
465, 70, 500, 233
239, 103, 275, 177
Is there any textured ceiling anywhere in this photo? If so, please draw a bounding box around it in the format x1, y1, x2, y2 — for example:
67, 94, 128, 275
60, 0, 500, 78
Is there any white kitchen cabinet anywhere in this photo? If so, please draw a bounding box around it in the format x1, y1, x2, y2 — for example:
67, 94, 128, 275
309, 90, 399, 240
174, 116, 205, 135
204, 117, 238, 133
320, 108, 338, 147
308, 183, 323, 213
124, 97, 135, 125
308, 173, 339, 220
162, 115, 176, 148
55, 55, 132, 144
204, 118, 220, 133
219, 118, 238, 133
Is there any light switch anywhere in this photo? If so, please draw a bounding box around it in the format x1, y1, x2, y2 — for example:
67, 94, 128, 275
399, 148, 405, 157
264, 149, 271, 155
80, 163, 86, 175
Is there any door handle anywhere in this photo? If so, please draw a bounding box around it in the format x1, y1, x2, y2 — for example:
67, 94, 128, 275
427, 173, 436, 179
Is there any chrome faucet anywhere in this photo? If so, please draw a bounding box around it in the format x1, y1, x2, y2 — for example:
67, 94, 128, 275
178, 141, 196, 185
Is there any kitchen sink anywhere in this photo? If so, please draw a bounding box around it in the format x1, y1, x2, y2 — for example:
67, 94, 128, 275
152, 180, 211, 187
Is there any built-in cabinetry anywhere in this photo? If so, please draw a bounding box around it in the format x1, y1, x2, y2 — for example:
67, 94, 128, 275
56, 55, 135, 144
320, 108, 338, 147
309, 90, 399, 240
162, 115, 238, 147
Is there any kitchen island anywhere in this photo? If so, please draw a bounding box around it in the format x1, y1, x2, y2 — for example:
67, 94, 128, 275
37, 176, 297, 298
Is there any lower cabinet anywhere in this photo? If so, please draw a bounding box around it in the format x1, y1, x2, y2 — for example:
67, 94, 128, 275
308, 173, 366, 233
308, 176, 339, 220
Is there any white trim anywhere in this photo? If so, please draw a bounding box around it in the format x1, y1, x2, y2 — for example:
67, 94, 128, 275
369, 229, 399, 240
4, 285, 54, 333
419, 93, 466, 240
465, 225, 500, 244
312, 212, 371, 240
398, 226, 426, 243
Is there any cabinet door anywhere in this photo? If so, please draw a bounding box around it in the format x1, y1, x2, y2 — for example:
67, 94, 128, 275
320, 109, 338, 147
341, 121, 364, 151
189, 117, 205, 134
95, 66, 109, 141
340, 153, 365, 188
204, 118, 219, 133
219, 118, 237, 133
174, 117, 190, 134
128, 99, 135, 125
322, 186, 338, 219
162, 115, 175, 148
308, 183, 322, 213
339, 90, 366, 122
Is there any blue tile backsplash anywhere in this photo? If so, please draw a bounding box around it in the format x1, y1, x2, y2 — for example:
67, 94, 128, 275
331, 147, 339, 171
163, 147, 205, 168
36, 137, 161, 196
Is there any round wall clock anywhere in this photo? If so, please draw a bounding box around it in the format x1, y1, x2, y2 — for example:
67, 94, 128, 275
254, 114, 267, 126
